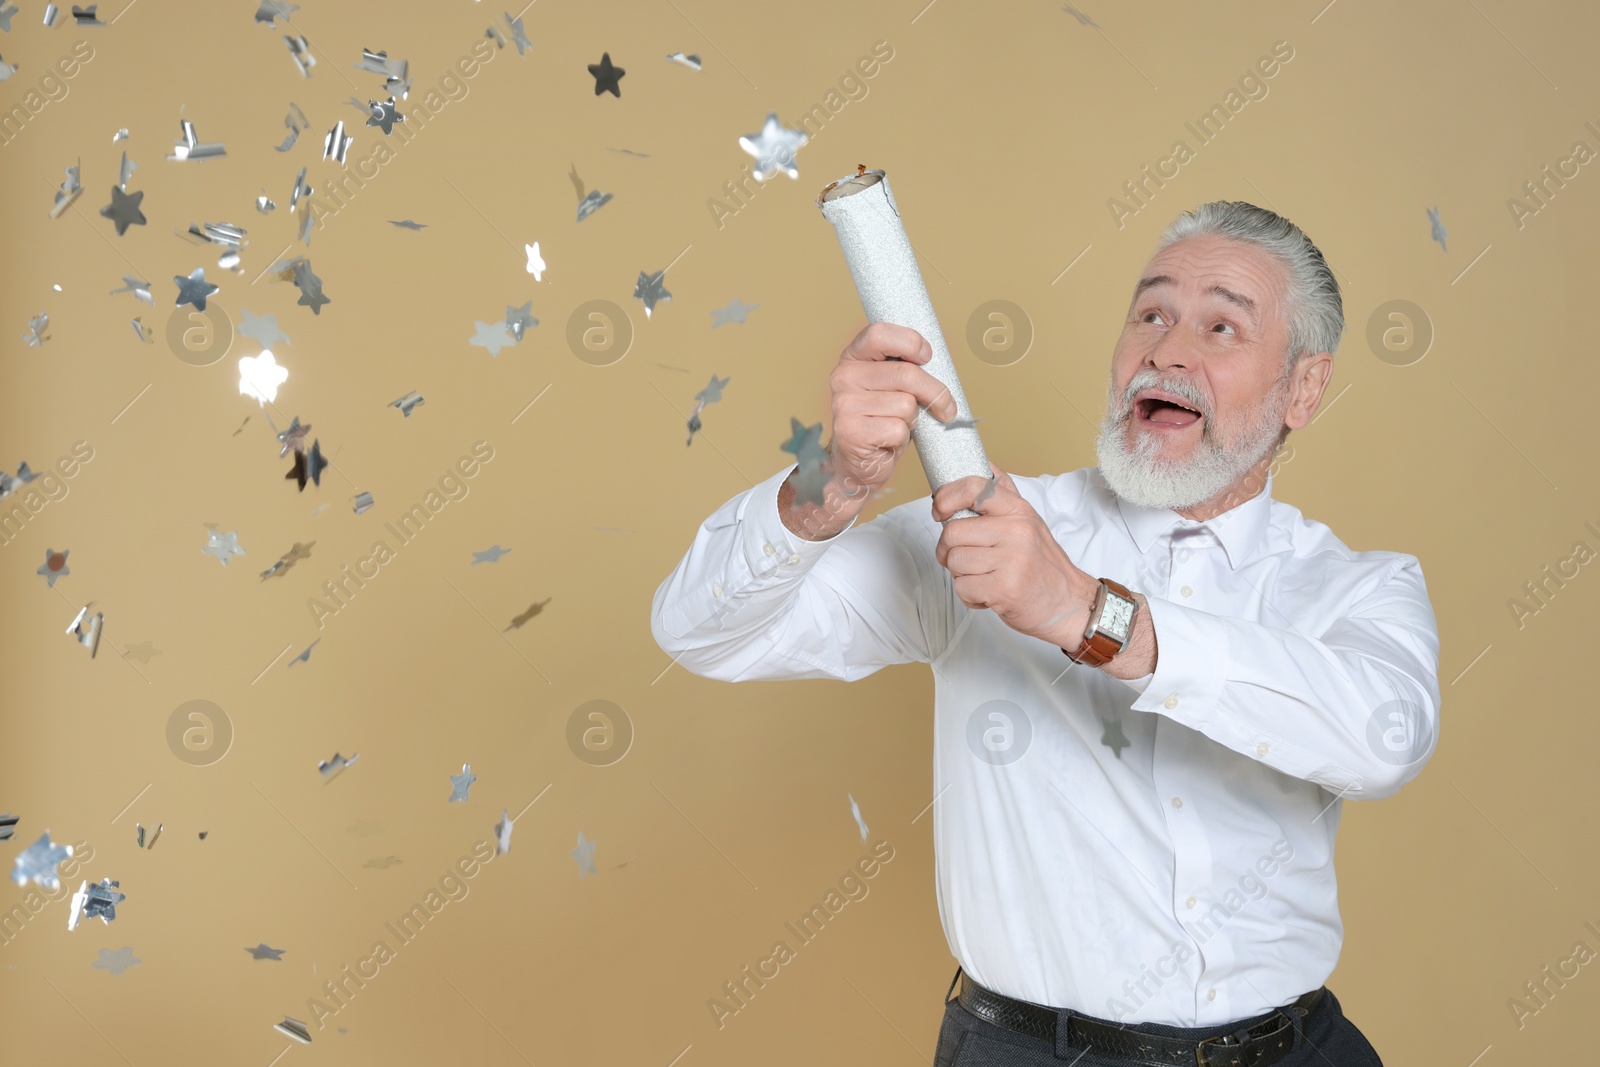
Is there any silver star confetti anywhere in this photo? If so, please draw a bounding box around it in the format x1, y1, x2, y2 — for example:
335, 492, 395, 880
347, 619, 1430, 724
472, 545, 510, 564
100, 185, 146, 235
202, 528, 246, 566
632, 269, 671, 318
246, 943, 286, 960
524, 241, 545, 279
739, 112, 808, 180
504, 301, 537, 341
68, 878, 124, 930
1427, 205, 1447, 252
503, 12, 531, 55
448, 764, 476, 803
239, 350, 288, 405
322, 120, 352, 163
11, 832, 73, 889
255, 0, 299, 25
174, 267, 219, 311
110, 274, 153, 304
22, 312, 48, 347
37, 547, 69, 586
366, 96, 403, 134
239, 309, 291, 348
710, 298, 757, 327
470, 319, 515, 356
93, 947, 141, 975
0, 4, 17, 32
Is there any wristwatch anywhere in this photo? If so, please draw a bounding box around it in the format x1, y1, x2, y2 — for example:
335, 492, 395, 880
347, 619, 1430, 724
1062, 578, 1138, 667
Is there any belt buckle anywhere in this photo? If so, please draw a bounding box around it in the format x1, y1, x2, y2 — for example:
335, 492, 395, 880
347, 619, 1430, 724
1192, 1030, 1239, 1067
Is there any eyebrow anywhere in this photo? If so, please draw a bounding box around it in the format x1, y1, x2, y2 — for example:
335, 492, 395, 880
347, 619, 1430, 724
1130, 274, 1260, 324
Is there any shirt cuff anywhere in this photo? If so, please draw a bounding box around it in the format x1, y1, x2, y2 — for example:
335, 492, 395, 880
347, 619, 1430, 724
1126, 596, 1231, 726
739, 462, 859, 576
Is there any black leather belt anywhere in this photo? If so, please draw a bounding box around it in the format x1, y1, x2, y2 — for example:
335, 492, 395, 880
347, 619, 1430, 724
955, 970, 1324, 1066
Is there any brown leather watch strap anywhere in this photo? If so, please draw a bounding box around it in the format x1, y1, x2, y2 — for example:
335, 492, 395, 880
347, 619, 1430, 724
1062, 578, 1135, 666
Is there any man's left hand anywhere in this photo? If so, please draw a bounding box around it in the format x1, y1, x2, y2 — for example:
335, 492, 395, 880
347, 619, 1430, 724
931, 462, 1099, 649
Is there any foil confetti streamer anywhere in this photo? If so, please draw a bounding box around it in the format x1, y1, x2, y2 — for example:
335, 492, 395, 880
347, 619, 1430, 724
48, 161, 81, 218
817, 168, 990, 518
0, 813, 16, 841
284, 34, 315, 77
167, 119, 227, 160
11, 832, 72, 888
391, 390, 424, 416
110, 274, 153, 304
275, 1018, 312, 1044
319, 752, 358, 781
68, 878, 124, 930
65, 604, 103, 656
42, 4, 59, 28
666, 52, 702, 70
352, 491, 374, 514
740, 113, 808, 181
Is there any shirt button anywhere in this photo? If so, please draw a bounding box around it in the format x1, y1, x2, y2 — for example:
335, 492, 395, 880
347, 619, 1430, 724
763, 542, 776, 556
1180, 585, 1193, 598
787, 554, 801, 565
1256, 742, 1270, 756
1170, 796, 1183, 810
1163, 695, 1179, 710
712, 584, 723, 598
1206, 988, 1216, 1002
1185, 896, 1197, 909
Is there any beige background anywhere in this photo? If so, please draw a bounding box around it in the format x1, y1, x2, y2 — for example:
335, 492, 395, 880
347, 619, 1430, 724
1, 0, 1596, 1063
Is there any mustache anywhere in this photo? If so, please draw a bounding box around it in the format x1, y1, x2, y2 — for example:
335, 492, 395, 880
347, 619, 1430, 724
1114, 371, 1212, 420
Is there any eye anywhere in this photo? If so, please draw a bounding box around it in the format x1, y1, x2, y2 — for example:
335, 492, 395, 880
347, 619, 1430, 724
1210, 321, 1237, 335
1137, 308, 1166, 325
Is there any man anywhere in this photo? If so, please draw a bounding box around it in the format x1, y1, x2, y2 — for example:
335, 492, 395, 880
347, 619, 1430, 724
650, 200, 1439, 1066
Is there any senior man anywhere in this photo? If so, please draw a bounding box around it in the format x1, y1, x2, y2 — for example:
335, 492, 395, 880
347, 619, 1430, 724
650, 200, 1440, 1066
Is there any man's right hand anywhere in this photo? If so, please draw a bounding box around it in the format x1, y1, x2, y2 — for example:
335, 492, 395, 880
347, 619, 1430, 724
826, 322, 958, 496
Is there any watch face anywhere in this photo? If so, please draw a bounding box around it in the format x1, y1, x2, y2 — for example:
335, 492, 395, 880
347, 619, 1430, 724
1099, 592, 1135, 642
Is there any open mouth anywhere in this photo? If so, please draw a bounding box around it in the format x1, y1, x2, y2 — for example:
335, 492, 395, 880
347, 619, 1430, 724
1134, 392, 1204, 430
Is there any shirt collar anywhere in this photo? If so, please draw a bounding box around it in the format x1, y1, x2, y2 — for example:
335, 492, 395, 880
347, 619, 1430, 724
1108, 469, 1275, 570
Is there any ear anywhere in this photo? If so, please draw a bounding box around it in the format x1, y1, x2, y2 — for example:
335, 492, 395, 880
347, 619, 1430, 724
1285, 353, 1334, 432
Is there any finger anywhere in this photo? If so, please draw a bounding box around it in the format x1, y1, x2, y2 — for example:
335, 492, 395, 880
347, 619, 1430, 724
931, 473, 993, 521
844, 362, 958, 421
842, 322, 931, 364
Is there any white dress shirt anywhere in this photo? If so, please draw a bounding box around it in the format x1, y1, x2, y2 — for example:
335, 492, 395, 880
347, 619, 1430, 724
650, 462, 1441, 1027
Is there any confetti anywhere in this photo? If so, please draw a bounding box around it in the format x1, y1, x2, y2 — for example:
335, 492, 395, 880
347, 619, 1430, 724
1100, 715, 1130, 758
110, 274, 153, 304
0, 5, 16, 32
167, 119, 226, 161
666, 52, 702, 71
391, 390, 424, 417
100, 185, 146, 235
352, 491, 375, 514
710, 298, 757, 327
67, 878, 124, 930
36, 548, 69, 586
572, 832, 596, 878
848, 793, 869, 842
1, 461, 38, 496
471, 545, 510, 564
366, 96, 403, 135
284, 34, 315, 77
503, 11, 531, 55
448, 764, 476, 803
504, 598, 551, 630
135, 822, 163, 849
569, 165, 612, 222
469, 319, 515, 356
239, 350, 288, 405
260, 540, 315, 580
1427, 205, 1447, 252
240, 309, 291, 348
125, 641, 159, 663
202, 528, 246, 566
21, 312, 48, 347
389, 219, 426, 230
288, 638, 319, 665
65, 605, 103, 657
587, 52, 625, 97
0, 53, 14, 81
71, 4, 105, 26
319, 752, 358, 780
780, 417, 831, 506
288, 166, 312, 215
943, 416, 983, 430
632, 269, 671, 319
322, 120, 353, 164
48, 161, 81, 218
92, 947, 141, 976
257, 192, 276, 213
0, 813, 15, 841
493, 809, 513, 855
355, 47, 408, 98
524, 241, 546, 280
41, 2, 60, 26
133, 317, 154, 343
504, 301, 537, 341
245, 943, 285, 960
255, 0, 299, 26
284, 440, 328, 490
174, 267, 219, 311
290, 258, 330, 313
118, 149, 137, 188
276, 414, 311, 456
686, 374, 730, 446
11, 832, 72, 889
739, 113, 808, 180
275, 1018, 312, 1044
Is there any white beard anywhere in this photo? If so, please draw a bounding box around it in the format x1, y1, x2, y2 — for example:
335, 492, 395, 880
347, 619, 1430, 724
1095, 368, 1288, 511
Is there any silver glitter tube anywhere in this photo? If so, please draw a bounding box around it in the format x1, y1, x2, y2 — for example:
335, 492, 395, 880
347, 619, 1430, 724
817, 169, 989, 520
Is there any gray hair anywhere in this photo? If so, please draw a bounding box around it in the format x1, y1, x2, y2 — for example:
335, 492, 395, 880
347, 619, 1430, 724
1154, 201, 1343, 377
